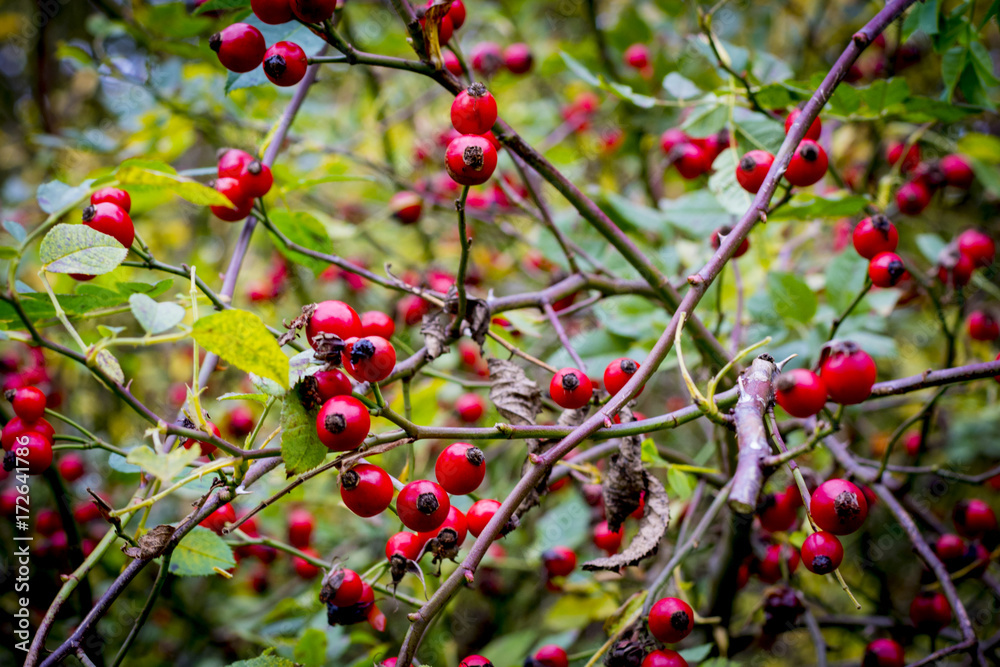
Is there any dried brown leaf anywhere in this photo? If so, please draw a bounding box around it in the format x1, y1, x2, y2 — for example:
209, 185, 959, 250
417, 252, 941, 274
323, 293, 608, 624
583, 474, 670, 573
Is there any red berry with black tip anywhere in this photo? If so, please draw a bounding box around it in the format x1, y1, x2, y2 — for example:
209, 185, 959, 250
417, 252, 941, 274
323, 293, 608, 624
82, 202, 134, 248
785, 108, 821, 141
316, 396, 370, 451
542, 546, 576, 577
263, 41, 308, 87
550, 368, 593, 410
819, 341, 876, 405
290, 0, 336, 23
210, 177, 253, 222
603, 358, 641, 397
252, 0, 294, 24
895, 180, 930, 215
451, 82, 498, 135
288, 508, 315, 548
967, 311, 999, 341
459, 656, 493, 667
711, 225, 749, 257
390, 191, 423, 225
470, 42, 504, 77
810, 478, 868, 535
863, 638, 905, 667
306, 300, 362, 349
209, 23, 266, 73
940, 154, 974, 189
642, 650, 689, 667
624, 43, 650, 70
775, 368, 827, 418
467, 498, 501, 537
417, 505, 468, 547
801, 531, 843, 574
957, 229, 995, 267
785, 140, 828, 186
397, 480, 451, 532
386, 531, 422, 561
314, 369, 352, 400
910, 591, 951, 633
660, 128, 687, 155
736, 150, 774, 194
340, 336, 396, 383
340, 463, 394, 517
852, 215, 898, 259
445, 134, 498, 186
648, 597, 694, 644
90, 187, 131, 213
938, 251, 975, 287
218, 148, 254, 178
593, 520, 624, 555
11, 431, 53, 475
758, 491, 798, 532
9, 386, 46, 422
2, 416, 54, 451
435, 442, 486, 495
953, 498, 997, 538
503, 43, 533, 74
869, 252, 906, 287
935, 533, 966, 564
238, 160, 273, 198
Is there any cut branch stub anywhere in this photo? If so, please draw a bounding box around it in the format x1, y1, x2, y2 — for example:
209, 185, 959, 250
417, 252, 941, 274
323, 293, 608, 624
728, 354, 779, 514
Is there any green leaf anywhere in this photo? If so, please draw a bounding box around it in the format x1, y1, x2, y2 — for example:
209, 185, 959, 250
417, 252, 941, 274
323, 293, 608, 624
170, 526, 236, 577
600, 192, 664, 234
192, 310, 289, 389
733, 114, 785, 154
126, 445, 201, 483
903, 0, 940, 41
37, 179, 92, 214
218, 391, 270, 403
967, 155, 1000, 197
768, 193, 870, 221
941, 46, 967, 97
667, 467, 694, 500
659, 190, 729, 237
602, 78, 658, 109
604, 591, 647, 637
969, 41, 1000, 86
193, 0, 250, 14
266, 210, 332, 275
957, 133, 1000, 163
767, 271, 817, 324
280, 392, 328, 475
0, 246, 19, 259
915, 233, 948, 263
680, 102, 728, 137
3, 220, 26, 243
95, 350, 125, 384
662, 72, 701, 99
825, 253, 868, 313
129, 293, 186, 334
225, 650, 296, 667
115, 162, 232, 207
39, 224, 127, 275
293, 628, 327, 667
560, 51, 601, 86
678, 644, 715, 662
708, 148, 753, 216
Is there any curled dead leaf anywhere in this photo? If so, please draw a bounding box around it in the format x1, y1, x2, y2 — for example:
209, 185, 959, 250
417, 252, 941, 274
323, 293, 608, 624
583, 473, 669, 573
487, 358, 541, 426
121, 524, 176, 560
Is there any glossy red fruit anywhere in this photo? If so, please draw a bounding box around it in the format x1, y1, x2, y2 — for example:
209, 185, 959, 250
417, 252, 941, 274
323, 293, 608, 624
758, 491, 798, 533
603, 358, 641, 397
887, 141, 921, 173
819, 341, 877, 405
758, 543, 800, 583
9, 386, 46, 422
785, 140, 828, 186
863, 638, 905, 667
642, 649, 689, 667
531, 645, 569, 667
938, 250, 976, 287
386, 531, 423, 561
673, 143, 712, 179
785, 108, 821, 141
968, 311, 1000, 341
36, 509, 60, 536
451, 82, 498, 135
200, 503, 235, 534
90, 187, 131, 213
542, 546, 576, 577
417, 505, 468, 547
209, 23, 266, 73
957, 229, 995, 267
2, 416, 54, 451
775, 368, 827, 418
306, 300, 362, 349
82, 202, 134, 248
455, 393, 487, 423
290, 0, 336, 23
467, 498, 501, 537
288, 508, 315, 548
623, 43, 650, 70
470, 42, 504, 77
801, 531, 843, 574
503, 43, 533, 74
445, 134, 498, 186
314, 369, 353, 400
238, 160, 273, 198
711, 225, 749, 258
12, 431, 53, 475
263, 41, 308, 87
910, 591, 951, 633
328, 568, 364, 605
340, 463, 394, 517
953, 498, 997, 538
736, 150, 775, 194
852, 215, 898, 259
442, 50, 463, 76
210, 177, 253, 221
226, 406, 255, 437
317, 396, 370, 451
459, 656, 493, 667
648, 597, 694, 644
389, 191, 423, 225
340, 336, 396, 383
57, 453, 85, 482
293, 547, 322, 579
593, 520, 624, 555
252, 0, 294, 24
217, 148, 254, 178
810, 478, 868, 535
940, 154, 974, 189
869, 252, 906, 287
397, 480, 451, 532
359, 311, 395, 340
935, 533, 966, 563
435, 442, 486, 495
182, 421, 222, 456
895, 180, 930, 215
549, 368, 593, 410
660, 128, 688, 155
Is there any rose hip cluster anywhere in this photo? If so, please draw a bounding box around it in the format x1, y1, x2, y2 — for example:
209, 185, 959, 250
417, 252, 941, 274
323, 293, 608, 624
1, 386, 54, 475
72, 186, 134, 281
445, 82, 500, 186
773, 340, 877, 419
659, 127, 728, 180
889, 143, 976, 216
211, 148, 274, 221
735, 108, 828, 195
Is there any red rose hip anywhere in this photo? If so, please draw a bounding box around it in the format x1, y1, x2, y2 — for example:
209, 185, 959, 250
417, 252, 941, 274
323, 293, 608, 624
316, 396, 370, 451
810, 478, 868, 535
435, 442, 486, 495
396, 480, 451, 532
648, 596, 694, 644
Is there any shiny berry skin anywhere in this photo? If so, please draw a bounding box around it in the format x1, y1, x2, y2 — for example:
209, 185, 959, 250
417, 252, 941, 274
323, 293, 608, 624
736, 150, 774, 194
217, 148, 254, 178
938, 251, 975, 287
909, 591, 951, 634
90, 187, 131, 213
292, 547, 321, 579
210, 177, 253, 222
435, 442, 486, 495
648, 597, 694, 644
417, 505, 468, 547
542, 546, 576, 577
940, 154, 974, 188
862, 638, 905, 667
317, 396, 370, 451
758, 490, 798, 532
389, 191, 423, 225
209, 23, 266, 73
819, 342, 877, 405
252, 0, 294, 24
593, 520, 624, 555
470, 42, 504, 77
887, 141, 921, 173
445, 134, 498, 186
957, 229, 995, 267
360, 311, 395, 340
660, 128, 688, 155
13, 431, 53, 475
810, 478, 868, 535
57, 453, 85, 482
182, 421, 222, 456
397, 480, 451, 532
9, 386, 46, 422
328, 568, 364, 606
200, 503, 235, 534
290, 0, 336, 23
287, 508, 315, 548
459, 656, 493, 667
953, 498, 997, 538
549, 368, 593, 410
604, 358, 641, 397
757, 543, 800, 583
314, 369, 353, 400
623, 43, 650, 70
775, 368, 827, 418
530, 645, 569, 667
442, 0, 465, 28
386, 531, 422, 560
801, 531, 843, 574
503, 43, 533, 74
451, 82, 498, 135
340, 463, 394, 517
82, 202, 134, 248
673, 143, 712, 179
869, 252, 906, 287
340, 336, 396, 383
2, 416, 54, 451
895, 180, 930, 215
967, 311, 1000, 341
467, 498, 501, 537
852, 215, 898, 259
226, 406, 255, 437
238, 160, 273, 198
456, 393, 487, 423
306, 300, 362, 348
784, 108, 821, 141
711, 225, 749, 258
442, 50, 463, 76
641, 650, 689, 667
935, 533, 966, 563
785, 140, 828, 186
263, 41, 308, 87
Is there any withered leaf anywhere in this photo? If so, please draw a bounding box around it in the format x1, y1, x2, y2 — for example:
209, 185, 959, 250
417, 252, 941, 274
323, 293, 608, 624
420, 310, 451, 361
584, 473, 670, 573
121, 524, 176, 560
488, 358, 541, 426
602, 407, 645, 531
278, 303, 315, 347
